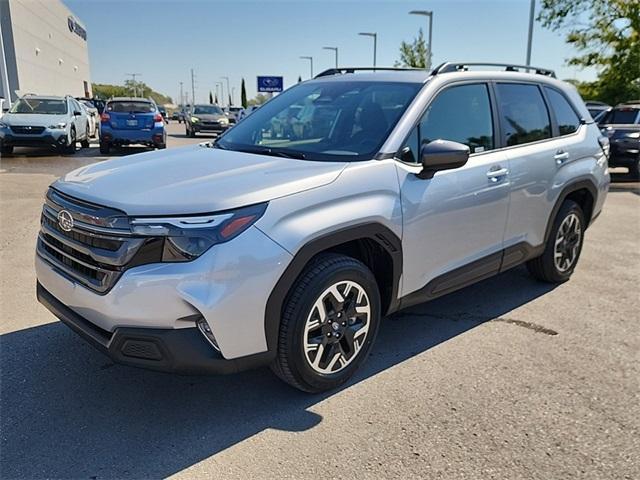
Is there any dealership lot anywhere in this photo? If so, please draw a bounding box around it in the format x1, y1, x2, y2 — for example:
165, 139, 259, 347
0, 122, 638, 479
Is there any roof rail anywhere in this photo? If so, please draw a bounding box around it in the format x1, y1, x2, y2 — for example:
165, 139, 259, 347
314, 67, 424, 78
431, 62, 556, 78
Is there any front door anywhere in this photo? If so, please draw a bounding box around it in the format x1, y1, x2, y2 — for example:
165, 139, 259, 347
396, 82, 511, 298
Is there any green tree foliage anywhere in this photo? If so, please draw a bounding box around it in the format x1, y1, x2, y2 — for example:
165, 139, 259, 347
538, 0, 640, 104
247, 93, 269, 107
396, 28, 428, 68
92, 82, 173, 105
241, 78, 248, 108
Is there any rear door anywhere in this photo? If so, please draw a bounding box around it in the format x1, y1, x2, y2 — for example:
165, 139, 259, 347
106, 100, 155, 130
396, 82, 511, 297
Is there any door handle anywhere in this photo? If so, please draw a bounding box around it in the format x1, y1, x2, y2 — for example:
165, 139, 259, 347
554, 151, 570, 165
486, 167, 509, 182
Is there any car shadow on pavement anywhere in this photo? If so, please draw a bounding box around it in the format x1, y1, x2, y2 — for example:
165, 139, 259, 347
0, 266, 556, 479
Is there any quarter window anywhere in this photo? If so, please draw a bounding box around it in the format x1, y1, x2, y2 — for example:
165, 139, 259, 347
544, 87, 581, 135
400, 83, 494, 163
496, 83, 551, 146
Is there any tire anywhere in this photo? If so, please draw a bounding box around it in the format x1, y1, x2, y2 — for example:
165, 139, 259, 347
630, 157, 640, 179
271, 253, 381, 393
527, 200, 585, 283
156, 143, 167, 149
80, 134, 90, 149
1, 144, 13, 155
189, 126, 196, 138
64, 129, 77, 155
99, 142, 110, 155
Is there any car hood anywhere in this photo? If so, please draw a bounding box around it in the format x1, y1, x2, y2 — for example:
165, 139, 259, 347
2, 113, 68, 126
53, 145, 348, 215
192, 113, 225, 121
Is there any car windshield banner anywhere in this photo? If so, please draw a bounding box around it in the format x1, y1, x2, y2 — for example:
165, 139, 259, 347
257, 76, 283, 93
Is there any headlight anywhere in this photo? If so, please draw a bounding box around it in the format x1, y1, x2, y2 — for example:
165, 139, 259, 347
191, 116, 200, 123
130, 203, 267, 261
219, 117, 229, 125
624, 131, 640, 139
48, 122, 67, 129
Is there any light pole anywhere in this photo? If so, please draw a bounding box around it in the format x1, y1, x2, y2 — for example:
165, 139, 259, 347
323, 46, 339, 68
216, 82, 224, 105
358, 32, 377, 69
525, 0, 535, 67
231, 87, 236, 106
409, 10, 433, 70
221, 76, 231, 107
126, 73, 142, 97
300, 56, 314, 78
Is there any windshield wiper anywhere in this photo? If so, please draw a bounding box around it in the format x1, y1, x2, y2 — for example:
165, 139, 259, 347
213, 144, 306, 159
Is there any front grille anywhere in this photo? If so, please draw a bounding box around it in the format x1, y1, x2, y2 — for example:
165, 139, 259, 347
37, 189, 154, 294
11, 126, 45, 135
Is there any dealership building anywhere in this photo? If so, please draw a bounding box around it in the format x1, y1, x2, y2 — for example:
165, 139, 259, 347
0, 0, 91, 110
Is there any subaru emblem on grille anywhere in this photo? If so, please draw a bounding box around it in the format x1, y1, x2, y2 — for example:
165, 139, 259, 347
57, 210, 74, 232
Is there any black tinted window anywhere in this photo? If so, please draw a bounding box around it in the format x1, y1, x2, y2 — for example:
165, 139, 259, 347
497, 84, 551, 146
419, 84, 494, 154
544, 87, 580, 135
601, 108, 639, 125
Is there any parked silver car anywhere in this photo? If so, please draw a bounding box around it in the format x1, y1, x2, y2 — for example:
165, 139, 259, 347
35, 63, 609, 392
0, 95, 90, 154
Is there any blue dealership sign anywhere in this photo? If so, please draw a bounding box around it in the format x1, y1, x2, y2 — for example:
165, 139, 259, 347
257, 76, 283, 93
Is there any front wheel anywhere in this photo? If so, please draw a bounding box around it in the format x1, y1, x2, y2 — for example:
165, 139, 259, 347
64, 129, 77, 155
1, 144, 13, 155
271, 254, 381, 393
99, 142, 110, 155
527, 200, 585, 283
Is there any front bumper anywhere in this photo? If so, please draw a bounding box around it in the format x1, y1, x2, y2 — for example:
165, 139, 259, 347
0, 129, 67, 148
192, 122, 229, 133
37, 283, 271, 374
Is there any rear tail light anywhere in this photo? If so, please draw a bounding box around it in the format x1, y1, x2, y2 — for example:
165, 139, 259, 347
598, 136, 610, 158
100, 112, 110, 123
154, 113, 163, 123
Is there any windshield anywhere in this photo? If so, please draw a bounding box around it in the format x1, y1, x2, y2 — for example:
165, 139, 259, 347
106, 101, 155, 113
216, 81, 421, 161
79, 100, 94, 109
602, 108, 639, 125
9, 98, 67, 115
193, 105, 223, 115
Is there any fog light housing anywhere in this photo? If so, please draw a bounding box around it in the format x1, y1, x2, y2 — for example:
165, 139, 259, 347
196, 317, 220, 352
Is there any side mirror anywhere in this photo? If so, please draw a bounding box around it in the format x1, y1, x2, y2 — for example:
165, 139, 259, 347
73, 110, 82, 116
417, 139, 470, 179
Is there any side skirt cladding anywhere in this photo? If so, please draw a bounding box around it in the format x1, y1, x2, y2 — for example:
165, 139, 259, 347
264, 224, 403, 356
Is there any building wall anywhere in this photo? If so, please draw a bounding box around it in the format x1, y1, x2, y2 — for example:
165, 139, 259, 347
5, 0, 91, 103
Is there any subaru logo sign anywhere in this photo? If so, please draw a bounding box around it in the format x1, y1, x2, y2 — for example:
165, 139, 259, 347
57, 210, 74, 232
67, 16, 87, 41
257, 76, 283, 93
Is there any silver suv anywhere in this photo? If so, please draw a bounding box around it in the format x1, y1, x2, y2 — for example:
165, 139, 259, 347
35, 63, 610, 392
0, 95, 90, 154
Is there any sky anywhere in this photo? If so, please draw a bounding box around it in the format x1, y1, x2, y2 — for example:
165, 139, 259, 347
64, 0, 597, 105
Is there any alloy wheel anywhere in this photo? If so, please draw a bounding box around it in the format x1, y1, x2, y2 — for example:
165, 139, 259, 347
303, 280, 371, 375
554, 213, 582, 272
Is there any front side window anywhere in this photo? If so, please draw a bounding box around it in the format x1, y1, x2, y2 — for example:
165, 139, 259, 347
399, 83, 494, 163
9, 98, 68, 115
217, 81, 422, 161
544, 87, 581, 135
497, 83, 551, 146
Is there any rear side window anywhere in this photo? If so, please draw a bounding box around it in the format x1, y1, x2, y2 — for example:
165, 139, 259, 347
496, 84, 551, 146
106, 101, 155, 113
544, 87, 581, 135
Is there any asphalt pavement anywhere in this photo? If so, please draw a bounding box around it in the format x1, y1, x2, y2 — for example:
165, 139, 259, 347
0, 122, 638, 479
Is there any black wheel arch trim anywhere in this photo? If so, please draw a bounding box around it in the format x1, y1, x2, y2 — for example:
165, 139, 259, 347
544, 178, 598, 243
264, 223, 403, 355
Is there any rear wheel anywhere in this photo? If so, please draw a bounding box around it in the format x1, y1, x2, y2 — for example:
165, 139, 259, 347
99, 142, 110, 155
527, 200, 585, 283
271, 254, 381, 393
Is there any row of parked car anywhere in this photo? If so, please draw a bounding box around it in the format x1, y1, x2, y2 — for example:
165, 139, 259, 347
0, 94, 260, 156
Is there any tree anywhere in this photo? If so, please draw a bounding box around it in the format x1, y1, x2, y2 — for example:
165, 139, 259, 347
229, 94, 233, 107
209, 91, 213, 104
538, 0, 640, 105
396, 28, 428, 68
240, 78, 248, 108
93, 81, 172, 105
247, 93, 269, 107
214, 94, 219, 104
298, 75, 302, 83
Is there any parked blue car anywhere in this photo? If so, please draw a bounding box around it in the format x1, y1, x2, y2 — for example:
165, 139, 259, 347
99, 97, 166, 154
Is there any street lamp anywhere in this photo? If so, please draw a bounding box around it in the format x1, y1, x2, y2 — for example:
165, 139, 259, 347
358, 32, 377, 69
409, 10, 433, 70
300, 56, 314, 78
323, 46, 339, 68
221, 76, 231, 107
216, 82, 223, 105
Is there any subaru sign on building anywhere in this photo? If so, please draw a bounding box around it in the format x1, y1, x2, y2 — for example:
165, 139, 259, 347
257, 76, 283, 93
